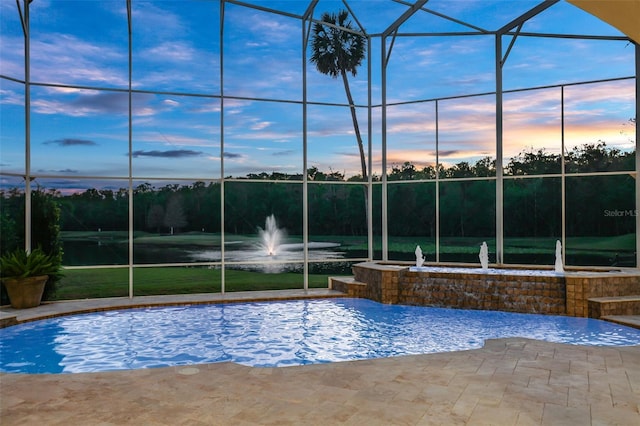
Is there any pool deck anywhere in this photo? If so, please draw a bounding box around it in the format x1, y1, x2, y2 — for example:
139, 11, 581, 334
1, 290, 640, 425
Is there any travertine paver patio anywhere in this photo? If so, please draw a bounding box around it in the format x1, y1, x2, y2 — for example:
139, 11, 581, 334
1, 291, 639, 425
2, 338, 639, 425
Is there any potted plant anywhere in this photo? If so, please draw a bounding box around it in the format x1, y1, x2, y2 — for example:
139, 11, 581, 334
0, 248, 60, 309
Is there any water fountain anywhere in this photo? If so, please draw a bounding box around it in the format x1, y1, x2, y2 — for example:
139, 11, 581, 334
554, 240, 563, 273
415, 245, 425, 268
479, 241, 489, 270
189, 215, 343, 273
258, 214, 284, 257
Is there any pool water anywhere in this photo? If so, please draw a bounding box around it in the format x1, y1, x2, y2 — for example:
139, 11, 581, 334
2, 298, 639, 374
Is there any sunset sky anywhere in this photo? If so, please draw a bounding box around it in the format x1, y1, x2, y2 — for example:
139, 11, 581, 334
0, 0, 636, 191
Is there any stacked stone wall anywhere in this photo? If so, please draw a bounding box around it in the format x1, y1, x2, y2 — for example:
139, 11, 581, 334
566, 275, 640, 317
397, 271, 565, 314
351, 262, 640, 318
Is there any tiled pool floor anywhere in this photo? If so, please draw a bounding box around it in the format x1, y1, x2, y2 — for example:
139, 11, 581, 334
1, 290, 639, 425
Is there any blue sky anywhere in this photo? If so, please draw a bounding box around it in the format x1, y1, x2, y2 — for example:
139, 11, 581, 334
0, 0, 636, 191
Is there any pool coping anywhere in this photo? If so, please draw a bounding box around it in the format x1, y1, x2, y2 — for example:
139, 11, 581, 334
2, 287, 639, 331
0, 288, 346, 327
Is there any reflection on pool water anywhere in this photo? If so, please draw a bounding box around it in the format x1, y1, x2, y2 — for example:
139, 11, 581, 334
2, 298, 639, 374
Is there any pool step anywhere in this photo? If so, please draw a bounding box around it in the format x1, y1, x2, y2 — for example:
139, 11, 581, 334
601, 315, 640, 330
329, 276, 367, 297
588, 295, 640, 320
0, 312, 18, 328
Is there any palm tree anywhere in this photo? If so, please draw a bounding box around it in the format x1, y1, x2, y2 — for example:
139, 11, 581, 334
310, 10, 367, 180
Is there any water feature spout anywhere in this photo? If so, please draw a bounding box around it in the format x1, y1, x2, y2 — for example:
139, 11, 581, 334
479, 241, 489, 270
554, 240, 563, 273
258, 215, 283, 257
415, 245, 425, 268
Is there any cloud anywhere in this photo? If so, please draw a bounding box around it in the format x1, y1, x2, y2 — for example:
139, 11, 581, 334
29, 33, 128, 86
130, 2, 186, 37
135, 131, 217, 148
43, 138, 98, 147
72, 92, 129, 113
32, 91, 130, 116
564, 80, 634, 107
228, 128, 298, 142
381, 147, 494, 172
0, 36, 25, 78
235, 11, 299, 44
37, 168, 79, 174
190, 101, 221, 114
144, 41, 195, 62
163, 99, 180, 107
30, 90, 180, 118
250, 121, 272, 131
221, 9, 302, 99
132, 149, 203, 158
0, 88, 27, 107
223, 152, 243, 159
126, 4, 219, 91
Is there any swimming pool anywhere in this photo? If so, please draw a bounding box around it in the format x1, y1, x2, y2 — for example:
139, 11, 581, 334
2, 298, 639, 374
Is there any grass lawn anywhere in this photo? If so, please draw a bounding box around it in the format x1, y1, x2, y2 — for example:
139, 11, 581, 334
54, 267, 331, 301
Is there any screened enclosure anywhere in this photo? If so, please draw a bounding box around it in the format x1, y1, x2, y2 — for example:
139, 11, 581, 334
0, 0, 638, 300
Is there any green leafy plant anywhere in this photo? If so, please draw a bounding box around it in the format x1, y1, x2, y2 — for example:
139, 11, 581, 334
0, 248, 61, 279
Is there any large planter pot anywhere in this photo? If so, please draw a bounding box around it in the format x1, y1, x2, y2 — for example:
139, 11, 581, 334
3, 275, 49, 309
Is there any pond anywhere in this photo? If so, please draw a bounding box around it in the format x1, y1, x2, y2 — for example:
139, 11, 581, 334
61, 239, 356, 274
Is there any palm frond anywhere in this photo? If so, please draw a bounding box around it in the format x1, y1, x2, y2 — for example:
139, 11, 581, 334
310, 10, 365, 78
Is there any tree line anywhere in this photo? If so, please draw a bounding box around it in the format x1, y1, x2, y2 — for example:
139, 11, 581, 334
0, 142, 635, 241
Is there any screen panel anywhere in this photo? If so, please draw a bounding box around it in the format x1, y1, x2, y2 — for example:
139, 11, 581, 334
565, 174, 636, 267
504, 177, 561, 265
439, 179, 496, 263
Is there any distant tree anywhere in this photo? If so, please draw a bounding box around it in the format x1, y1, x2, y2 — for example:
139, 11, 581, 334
310, 10, 367, 180
621, 117, 636, 144
445, 162, 473, 178
566, 141, 634, 173
507, 148, 560, 175
389, 162, 417, 180
147, 204, 165, 233
246, 172, 270, 180
473, 156, 496, 177
307, 166, 322, 180
164, 195, 187, 234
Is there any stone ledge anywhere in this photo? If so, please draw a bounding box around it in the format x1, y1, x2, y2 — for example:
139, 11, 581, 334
588, 295, 640, 318
329, 276, 367, 298
0, 314, 18, 328
329, 276, 355, 290
589, 295, 640, 303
